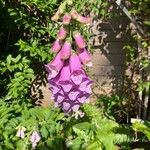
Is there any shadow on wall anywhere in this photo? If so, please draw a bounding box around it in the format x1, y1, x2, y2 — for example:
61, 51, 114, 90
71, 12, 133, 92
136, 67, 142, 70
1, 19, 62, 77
30, 61, 52, 106
90, 5, 136, 97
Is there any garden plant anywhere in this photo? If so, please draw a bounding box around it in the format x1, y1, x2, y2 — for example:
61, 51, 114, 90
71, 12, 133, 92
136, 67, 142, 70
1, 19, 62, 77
0, 0, 150, 149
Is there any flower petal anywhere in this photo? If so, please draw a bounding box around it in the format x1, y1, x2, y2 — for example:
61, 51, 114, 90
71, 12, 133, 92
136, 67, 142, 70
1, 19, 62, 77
74, 32, 86, 48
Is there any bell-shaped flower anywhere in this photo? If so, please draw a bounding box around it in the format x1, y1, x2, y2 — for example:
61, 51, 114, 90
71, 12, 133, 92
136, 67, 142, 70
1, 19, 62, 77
77, 48, 92, 67
79, 77, 93, 93
55, 93, 65, 103
77, 93, 90, 104
51, 6, 64, 21
63, 13, 71, 25
70, 8, 79, 19
60, 40, 71, 60
16, 126, 26, 139
51, 39, 63, 53
30, 131, 41, 149
74, 32, 86, 49
51, 11, 60, 21
57, 26, 68, 40
77, 15, 91, 24
69, 54, 84, 85
45, 52, 64, 79
72, 104, 80, 112
68, 89, 80, 101
62, 102, 71, 113
48, 74, 61, 94
59, 61, 73, 92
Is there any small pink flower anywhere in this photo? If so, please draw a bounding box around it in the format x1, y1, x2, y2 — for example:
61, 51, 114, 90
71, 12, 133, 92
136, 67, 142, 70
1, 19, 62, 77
51, 10, 60, 21
57, 27, 68, 40
45, 52, 64, 79
77, 48, 92, 67
63, 13, 71, 25
60, 41, 71, 60
70, 9, 79, 19
74, 32, 86, 49
77, 15, 91, 24
51, 39, 63, 53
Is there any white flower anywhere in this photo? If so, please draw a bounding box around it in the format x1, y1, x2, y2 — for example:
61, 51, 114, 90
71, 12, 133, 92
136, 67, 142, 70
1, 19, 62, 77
16, 126, 26, 139
30, 131, 41, 149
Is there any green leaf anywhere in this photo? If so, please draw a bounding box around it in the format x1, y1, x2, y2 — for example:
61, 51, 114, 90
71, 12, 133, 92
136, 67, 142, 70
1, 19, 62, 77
40, 126, 49, 139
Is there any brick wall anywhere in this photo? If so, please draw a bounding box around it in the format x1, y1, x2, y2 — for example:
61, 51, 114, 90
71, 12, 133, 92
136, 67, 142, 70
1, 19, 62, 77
90, 8, 134, 100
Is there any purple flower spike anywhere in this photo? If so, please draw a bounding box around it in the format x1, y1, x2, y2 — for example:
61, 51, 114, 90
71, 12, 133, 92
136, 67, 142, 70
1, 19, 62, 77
63, 13, 71, 25
70, 54, 84, 85
74, 32, 86, 49
60, 41, 71, 60
51, 39, 63, 53
45, 52, 64, 79
30, 131, 41, 149
77, 48, 92, 67
77, 15, 91, 24
57, 27, 68, 40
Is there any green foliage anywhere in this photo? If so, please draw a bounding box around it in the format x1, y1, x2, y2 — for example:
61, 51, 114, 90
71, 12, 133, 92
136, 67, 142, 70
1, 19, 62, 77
0, 101, 65, 150
132, 121, 150, 141
65, 104, 133, 150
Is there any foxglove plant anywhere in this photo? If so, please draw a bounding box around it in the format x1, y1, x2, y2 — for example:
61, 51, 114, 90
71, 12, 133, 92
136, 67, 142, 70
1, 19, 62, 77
46, 5, 93, 113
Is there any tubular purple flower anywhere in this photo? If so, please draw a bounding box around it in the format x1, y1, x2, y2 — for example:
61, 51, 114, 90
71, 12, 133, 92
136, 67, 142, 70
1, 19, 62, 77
60, 41, 71, 60
45, 52, 64, 79
77, 15, 91, 24
51, 39, 63, 53
63, 13, 71, 25
77, 48, 92, 67
57, 27, 68, 40
70, 54, 84, 85
48, 74, 61, 94
74, 32, 86, 49
59, 61, 73, 92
